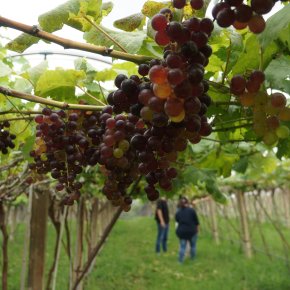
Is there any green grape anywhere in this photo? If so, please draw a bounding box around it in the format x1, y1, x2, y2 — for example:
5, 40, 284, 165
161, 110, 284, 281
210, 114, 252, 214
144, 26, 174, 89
118, 140, 130, 151
113, 148, 124, 159
263, 132, 278, 146
276, 126, 290, 139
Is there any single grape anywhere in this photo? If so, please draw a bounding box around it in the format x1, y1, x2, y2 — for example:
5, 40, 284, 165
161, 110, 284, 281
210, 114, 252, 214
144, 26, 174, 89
190, 0, 204, 10
248, 15, 266, 34
151, 14, 168, 31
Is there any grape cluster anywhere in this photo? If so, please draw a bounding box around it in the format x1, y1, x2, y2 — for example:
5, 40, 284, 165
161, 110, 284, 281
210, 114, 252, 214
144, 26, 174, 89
0, 121, 16, 155
230, 71, 290, 145
29, 107, 102, 206
212, 0, 288, 34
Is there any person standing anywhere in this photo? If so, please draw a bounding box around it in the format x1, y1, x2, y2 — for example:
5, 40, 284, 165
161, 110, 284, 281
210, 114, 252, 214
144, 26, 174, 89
155, 197, 169, 254
175, 197, 199, 263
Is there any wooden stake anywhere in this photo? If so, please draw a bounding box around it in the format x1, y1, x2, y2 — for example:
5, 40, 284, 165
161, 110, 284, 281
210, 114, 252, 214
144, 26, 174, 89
27, 186, 49, 290
208, 198, 220, 244
236, 191, 252, 258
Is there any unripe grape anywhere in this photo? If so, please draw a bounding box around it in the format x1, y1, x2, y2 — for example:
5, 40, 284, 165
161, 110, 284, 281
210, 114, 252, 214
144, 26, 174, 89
170, 110, 185, 122
276, 126, 290, 139
113, 148, 124, 159
153, 83, 172, 99
263, 131, 278, 146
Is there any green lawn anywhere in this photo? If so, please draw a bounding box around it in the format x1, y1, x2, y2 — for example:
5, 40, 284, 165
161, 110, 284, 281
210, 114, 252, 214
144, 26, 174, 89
2, 216, 290, 290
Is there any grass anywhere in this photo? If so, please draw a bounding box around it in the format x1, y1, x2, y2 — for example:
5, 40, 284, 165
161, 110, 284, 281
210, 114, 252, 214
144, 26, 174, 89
2, 217, 290, 290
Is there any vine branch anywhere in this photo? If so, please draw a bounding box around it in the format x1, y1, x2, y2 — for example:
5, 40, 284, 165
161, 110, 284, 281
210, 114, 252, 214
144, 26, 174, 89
0, 86, 104, 111
0, 16, 153, 64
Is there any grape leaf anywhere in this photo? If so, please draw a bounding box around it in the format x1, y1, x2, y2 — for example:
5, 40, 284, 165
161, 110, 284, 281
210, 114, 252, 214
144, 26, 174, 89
22, 61, 49, 86
0, 61, 12, 77
114, 13, 145, 32
84, 25, 147, 54
13, 78, 33, 94
35, 69, 86, 100
258, 4, 290, 50
5, 35, 40, 54
264, 55, 290, 95
233, 157, 249, 174
141, 1, 169, 18
232, 34, 279, 75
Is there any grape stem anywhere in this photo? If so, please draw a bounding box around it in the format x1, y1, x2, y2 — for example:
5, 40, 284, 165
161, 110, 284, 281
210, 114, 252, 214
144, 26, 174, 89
207, 80, 230, 92
212, 116, 253, 126
222, 39, 232, 85
0, 86, 104, 111
202, 137, 258, 143
212, 123, 253, 132
0, 16, 153, 64
0, 116, 33, 122
0, 110, 42, 115
213, 101, 240, 106
82, 15, 128, 53
76, 85, 106, 106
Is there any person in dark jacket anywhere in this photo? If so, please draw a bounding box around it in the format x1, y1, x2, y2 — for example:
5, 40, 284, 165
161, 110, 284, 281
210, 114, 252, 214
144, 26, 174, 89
175, 197, 199, 263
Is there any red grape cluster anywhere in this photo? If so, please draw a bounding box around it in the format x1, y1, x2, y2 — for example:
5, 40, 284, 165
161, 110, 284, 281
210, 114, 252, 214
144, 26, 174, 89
0, 121, 16, 155
213, 0, 288, 34
230, 71, 290, 145
29, 107, 103, 205
106, 9, 213, 201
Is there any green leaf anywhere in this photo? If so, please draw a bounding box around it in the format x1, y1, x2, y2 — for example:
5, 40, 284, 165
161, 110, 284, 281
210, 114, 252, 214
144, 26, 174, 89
141, 1, 169, 18
114, 13, 145, 32
35, 69, 86, 100
95, 62, 138, 82
0, 61, 12, 77
84, 25, 147, 54
181, 166, 226, 203
233, 157, 249, 173
264, 55, 290, 95
101, 2, 114, 17
6, 35, 39, 53
21, 135, 36, 161
74, 58, 97, 73
13, 78, 33, 93
38, 0, 81, 32
258, 4, 290, 50
232, 34, 279, 75
22, 61, 49, 86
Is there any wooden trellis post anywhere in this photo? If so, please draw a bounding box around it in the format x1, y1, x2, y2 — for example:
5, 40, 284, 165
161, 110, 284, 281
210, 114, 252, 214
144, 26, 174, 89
208, 198, 220, 245
283, 189, 290, 228
27, 186, 49, 290
236, 191, 252, 258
